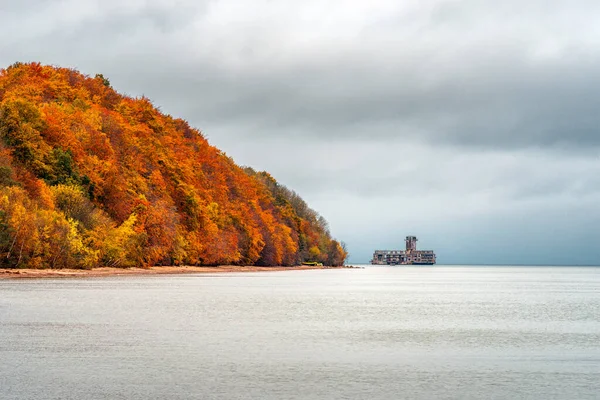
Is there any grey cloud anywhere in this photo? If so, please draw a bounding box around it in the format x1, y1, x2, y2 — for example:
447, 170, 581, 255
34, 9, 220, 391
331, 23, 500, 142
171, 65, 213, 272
103, 43, 600, 152
220, 136, 600, 203
5, 0, 600, 150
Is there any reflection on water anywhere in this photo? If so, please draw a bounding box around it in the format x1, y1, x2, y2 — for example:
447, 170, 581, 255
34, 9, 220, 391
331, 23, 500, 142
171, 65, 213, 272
1, 266, 599, 399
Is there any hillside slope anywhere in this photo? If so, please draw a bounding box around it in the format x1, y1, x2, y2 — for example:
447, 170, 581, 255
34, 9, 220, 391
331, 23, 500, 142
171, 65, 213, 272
0, 62, 347, 269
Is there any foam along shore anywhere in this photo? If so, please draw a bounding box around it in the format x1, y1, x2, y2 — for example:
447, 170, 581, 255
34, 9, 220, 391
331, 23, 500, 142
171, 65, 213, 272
0, 265, 355, 279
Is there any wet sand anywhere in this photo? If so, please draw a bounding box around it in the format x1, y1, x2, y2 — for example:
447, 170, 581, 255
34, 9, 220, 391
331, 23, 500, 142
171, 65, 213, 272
0, 265, 353, 279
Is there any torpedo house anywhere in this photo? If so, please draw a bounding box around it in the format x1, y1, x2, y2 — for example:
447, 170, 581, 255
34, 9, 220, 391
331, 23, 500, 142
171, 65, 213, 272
371, 236, 436, 265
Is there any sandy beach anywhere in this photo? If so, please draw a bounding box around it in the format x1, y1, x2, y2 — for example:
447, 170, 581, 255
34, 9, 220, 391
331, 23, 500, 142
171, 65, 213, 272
0, 265, 353, 279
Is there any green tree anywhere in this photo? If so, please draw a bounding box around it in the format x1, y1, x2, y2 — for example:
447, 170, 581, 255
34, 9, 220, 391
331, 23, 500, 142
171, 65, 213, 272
95, 73, 111, 87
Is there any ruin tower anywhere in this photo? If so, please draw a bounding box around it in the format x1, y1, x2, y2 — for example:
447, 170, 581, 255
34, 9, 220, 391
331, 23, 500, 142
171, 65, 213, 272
405, 236, 418, 252
371, 235, 435, 265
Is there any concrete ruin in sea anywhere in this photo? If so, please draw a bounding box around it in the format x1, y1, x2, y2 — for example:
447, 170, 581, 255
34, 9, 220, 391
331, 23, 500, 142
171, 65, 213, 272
371, 236, 436, 265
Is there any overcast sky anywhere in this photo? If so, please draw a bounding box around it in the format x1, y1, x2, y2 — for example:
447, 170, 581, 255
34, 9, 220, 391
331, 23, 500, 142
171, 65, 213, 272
2, 0, 600, 264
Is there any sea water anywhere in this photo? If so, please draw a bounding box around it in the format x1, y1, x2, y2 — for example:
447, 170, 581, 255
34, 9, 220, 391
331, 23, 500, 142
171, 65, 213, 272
1, 266, 599, 399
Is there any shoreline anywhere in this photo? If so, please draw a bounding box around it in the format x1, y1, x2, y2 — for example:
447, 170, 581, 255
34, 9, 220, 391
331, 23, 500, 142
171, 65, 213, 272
0, 265, 355, 280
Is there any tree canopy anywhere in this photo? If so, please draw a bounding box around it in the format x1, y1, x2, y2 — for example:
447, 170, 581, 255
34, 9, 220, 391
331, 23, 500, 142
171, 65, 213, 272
0, 62, 347, 269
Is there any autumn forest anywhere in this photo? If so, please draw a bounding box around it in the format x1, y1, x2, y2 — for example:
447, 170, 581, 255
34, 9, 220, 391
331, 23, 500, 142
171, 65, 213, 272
0, 62, 347, 269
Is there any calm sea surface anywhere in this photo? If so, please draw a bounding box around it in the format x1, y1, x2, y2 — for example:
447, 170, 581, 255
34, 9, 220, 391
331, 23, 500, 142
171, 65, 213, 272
1, 266, 599, 399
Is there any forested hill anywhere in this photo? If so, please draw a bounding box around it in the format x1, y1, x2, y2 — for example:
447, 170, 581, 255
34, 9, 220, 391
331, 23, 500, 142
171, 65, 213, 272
0, 62, 347, 269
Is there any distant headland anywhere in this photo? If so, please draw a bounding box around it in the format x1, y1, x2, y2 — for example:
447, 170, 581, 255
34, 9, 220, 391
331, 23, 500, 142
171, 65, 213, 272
0, 63, 347, 270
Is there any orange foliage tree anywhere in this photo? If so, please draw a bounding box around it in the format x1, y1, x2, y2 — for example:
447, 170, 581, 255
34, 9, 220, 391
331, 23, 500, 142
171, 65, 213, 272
0, 62, 348, 268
